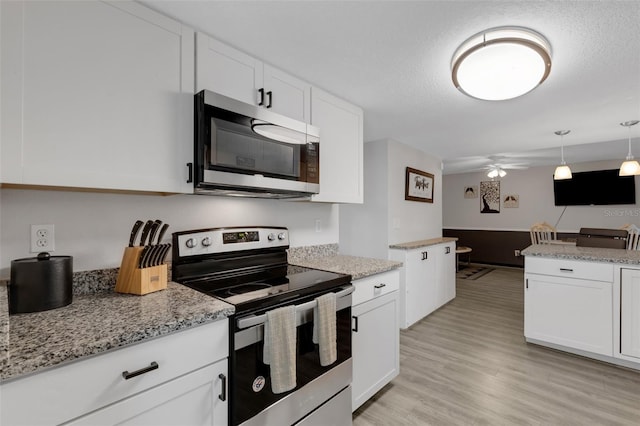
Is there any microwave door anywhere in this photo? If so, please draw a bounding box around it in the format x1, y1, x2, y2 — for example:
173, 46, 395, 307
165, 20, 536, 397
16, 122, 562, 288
211, 117, 300, 179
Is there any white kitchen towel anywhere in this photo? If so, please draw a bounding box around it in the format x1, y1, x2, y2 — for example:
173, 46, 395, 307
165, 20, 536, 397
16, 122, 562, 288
312, 292, 337, 366
263, 305, 297, 394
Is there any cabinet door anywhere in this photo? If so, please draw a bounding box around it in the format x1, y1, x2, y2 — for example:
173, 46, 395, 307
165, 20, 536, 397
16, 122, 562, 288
352, 291, 399, 411
263, 64, 311, 123
621, 268, 640, 359
404, 248, 436, 327
68, 360, 228, 426
310, 87, 363, 203
1, 1, 194, 193
436, 243, 456, 307
524, 273, 613, 356
195, 32, 263, 106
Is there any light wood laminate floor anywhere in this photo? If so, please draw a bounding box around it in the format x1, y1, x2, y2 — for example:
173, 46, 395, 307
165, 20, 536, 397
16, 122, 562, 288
353, 267, 640, 425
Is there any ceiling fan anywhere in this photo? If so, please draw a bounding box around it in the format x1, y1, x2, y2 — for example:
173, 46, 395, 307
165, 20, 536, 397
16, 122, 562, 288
444, 153, 556, 175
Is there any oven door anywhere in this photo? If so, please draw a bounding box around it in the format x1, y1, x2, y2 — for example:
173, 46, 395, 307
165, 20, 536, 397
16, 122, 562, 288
231, 286, 353, 426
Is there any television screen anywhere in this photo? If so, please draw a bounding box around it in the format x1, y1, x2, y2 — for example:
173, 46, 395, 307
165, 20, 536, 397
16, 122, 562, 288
553, 169, 636, 206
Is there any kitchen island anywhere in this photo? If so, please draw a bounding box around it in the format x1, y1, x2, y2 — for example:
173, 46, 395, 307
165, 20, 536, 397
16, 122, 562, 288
522, 244, 640, 371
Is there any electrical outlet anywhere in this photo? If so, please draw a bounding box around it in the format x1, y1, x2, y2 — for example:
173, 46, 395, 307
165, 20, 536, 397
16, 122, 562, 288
514, 249, 521, 257
31, 224, 55, 253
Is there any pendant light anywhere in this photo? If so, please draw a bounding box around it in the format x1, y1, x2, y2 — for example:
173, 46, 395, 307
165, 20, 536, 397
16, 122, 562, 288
553, 130, 572, 180
619, 120, 640, 176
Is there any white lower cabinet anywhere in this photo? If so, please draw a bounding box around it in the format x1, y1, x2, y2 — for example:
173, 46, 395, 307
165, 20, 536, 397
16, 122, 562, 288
68, 360, 227, 426
351, 270, 400, 412
524, 272, 613, 356
389, 241, 456, 329
1, 320, 229, 426
619, 268, 640, 360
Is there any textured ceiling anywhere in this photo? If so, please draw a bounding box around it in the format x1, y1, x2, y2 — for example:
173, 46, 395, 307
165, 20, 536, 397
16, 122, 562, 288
141, 0, 640, 174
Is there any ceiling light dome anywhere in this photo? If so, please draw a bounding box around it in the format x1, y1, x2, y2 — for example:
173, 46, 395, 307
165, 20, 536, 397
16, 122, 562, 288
451, 27, 552, 101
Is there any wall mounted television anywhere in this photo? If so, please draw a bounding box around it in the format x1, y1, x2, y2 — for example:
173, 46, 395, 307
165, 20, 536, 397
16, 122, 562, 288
553, 169, 636, 206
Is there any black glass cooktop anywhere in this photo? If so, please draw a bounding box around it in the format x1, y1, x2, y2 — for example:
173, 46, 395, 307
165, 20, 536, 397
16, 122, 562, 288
181, 265, 351, 313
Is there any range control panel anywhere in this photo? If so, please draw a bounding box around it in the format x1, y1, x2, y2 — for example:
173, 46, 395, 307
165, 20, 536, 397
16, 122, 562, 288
175, 227, 289, 257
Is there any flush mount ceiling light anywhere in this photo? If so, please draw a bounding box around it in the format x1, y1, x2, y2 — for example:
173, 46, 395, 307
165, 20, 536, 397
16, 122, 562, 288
451, 26, 552, 101
619, 120, 640, 176
553, 130, 572, 180
487, 167, 506, 179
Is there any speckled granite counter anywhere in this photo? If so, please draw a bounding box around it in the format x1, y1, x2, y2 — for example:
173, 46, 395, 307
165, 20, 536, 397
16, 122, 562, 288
0, 282, 9, 375
522, 244, 640, 264
288, 244, 402, 280
388, 236, 458, 250
1, 272, 233, 382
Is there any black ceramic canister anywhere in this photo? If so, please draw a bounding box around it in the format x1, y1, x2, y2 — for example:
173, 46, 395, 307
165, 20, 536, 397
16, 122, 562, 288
9, 252, 73, 314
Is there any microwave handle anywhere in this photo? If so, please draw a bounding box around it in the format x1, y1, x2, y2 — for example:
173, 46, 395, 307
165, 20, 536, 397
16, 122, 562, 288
237, 285, 354, 330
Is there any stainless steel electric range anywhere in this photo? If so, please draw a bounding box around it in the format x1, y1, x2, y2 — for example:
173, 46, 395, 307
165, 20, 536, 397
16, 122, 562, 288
172, 226, 353, 426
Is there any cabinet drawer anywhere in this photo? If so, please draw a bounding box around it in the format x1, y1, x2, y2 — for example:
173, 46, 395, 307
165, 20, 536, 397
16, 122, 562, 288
526, 257, 613, 282
1, 319, 228, 426
353, 270, 400, 306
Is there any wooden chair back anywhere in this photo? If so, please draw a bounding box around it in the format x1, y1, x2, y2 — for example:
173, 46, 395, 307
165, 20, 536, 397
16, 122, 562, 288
530, 222, 557, 244
621, 224, 640, 250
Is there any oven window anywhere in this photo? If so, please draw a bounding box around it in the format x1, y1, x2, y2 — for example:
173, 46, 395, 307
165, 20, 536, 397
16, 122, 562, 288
231, 308, 351, 426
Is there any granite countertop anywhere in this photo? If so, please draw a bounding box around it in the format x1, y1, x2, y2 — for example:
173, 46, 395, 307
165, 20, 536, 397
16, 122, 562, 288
521, 244, 640, 265
0, 273, 233, 383
388, 236, 458, 250
288, 244, 402, 280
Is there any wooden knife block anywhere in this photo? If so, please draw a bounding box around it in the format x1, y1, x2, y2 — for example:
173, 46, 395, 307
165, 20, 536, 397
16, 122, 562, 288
115, 246, 167, 295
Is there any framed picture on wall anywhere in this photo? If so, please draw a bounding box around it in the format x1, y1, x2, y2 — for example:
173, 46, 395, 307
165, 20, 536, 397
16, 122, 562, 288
464, 186, 478, 198
504, 194, 519, 208
480, 180, 500, 213
405, 167, 434, 203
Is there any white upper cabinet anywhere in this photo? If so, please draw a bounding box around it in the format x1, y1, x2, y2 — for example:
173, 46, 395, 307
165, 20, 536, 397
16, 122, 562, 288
0, 1, 194, 193
310, 87, 364, 204
195, 32, 310, 123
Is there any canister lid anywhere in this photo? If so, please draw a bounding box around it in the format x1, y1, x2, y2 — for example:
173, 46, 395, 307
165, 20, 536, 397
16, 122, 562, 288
11, 253, 73, 264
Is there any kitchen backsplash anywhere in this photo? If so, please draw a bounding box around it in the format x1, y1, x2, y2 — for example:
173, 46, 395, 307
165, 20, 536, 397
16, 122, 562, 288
0, 189, 339, 277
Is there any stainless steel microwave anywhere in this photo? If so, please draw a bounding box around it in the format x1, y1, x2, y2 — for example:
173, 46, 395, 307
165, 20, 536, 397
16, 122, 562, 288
192, 90, 320, 198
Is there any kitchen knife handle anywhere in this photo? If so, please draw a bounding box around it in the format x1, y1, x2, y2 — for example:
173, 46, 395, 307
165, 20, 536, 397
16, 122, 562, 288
266, 91, 272, 108
122, 361, 158, 380
128, 220, 144, 247
156, 223, 170, 244
258, 88, 265, 106
139, 220, 154, 246
148, 220, 162, 245
218, 374, 227, 401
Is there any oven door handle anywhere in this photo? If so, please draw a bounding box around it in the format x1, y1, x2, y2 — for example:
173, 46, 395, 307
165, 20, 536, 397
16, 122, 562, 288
236, 285, 354, 330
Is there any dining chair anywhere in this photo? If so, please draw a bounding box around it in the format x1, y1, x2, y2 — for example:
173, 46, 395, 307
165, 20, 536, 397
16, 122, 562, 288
530, 222, 557, 244
621, 224, 640, 250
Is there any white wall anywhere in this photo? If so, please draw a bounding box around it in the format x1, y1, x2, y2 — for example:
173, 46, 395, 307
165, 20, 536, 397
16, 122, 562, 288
340, 139, 443, 258
0, 189, 338, 277
443, 159, 640, 232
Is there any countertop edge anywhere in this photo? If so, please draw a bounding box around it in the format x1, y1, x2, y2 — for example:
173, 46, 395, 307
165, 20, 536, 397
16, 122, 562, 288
389, 237, 458, 250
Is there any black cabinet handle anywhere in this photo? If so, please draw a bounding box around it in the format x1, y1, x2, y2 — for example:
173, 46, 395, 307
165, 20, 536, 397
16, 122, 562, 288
559, 268, 574, 273
122, 361, 159, 380
352, 316, 359, 332
421, 251, 428, 260
374, 283, 386, 289
186, 162, 193, 183
258, 88, 265, 106
266, 91, 273, 108
445, 247, 451, 254
218, 373, 227, 401
526, 278, 528, 289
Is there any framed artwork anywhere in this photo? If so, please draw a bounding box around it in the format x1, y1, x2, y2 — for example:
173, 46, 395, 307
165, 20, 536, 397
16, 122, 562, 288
464, 186, 478, 198
480, 181, 500, 213
504, 194, 519, 208
405, 167, 434, 203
